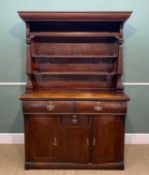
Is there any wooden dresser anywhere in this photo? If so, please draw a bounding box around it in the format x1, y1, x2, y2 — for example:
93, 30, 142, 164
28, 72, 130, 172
19, 12, 131, 170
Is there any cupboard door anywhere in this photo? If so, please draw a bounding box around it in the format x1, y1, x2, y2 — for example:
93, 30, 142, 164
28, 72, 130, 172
29, 115, 60, 162
60, 115, 90, 163
92, 115, 124, 164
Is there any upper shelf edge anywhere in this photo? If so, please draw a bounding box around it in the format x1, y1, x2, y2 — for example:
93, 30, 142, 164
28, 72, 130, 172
18, 11, 132, 22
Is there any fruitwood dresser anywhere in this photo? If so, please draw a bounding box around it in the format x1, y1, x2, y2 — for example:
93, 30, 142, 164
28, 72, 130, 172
19, 12, 131, 170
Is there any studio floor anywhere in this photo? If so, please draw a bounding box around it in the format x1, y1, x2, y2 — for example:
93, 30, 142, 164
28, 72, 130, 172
0, 144, 149, 175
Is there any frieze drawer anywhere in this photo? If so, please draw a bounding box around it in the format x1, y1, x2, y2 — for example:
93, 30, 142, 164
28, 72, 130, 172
23, 101, 74, 113
76, 101, 127, 113
23, 101, 127, 114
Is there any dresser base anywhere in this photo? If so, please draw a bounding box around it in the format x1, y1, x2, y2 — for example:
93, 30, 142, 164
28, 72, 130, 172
25, 162, 124, 170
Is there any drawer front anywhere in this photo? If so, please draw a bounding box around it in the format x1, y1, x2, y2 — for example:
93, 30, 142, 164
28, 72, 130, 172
23, 101, 127, 114
75, 101, 127, 113
23, 101, 74, 113
60, 115, 89, 127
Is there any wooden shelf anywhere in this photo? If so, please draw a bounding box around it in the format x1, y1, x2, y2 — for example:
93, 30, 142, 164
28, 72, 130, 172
32, 54, 118, 59
31, 32, 120, 39
33, 71, 117, 76
20, 90, 129, 101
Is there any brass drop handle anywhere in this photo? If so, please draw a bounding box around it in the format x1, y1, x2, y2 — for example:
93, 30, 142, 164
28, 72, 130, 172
52, 137, 58, 146
93, 138, 96, 146
94, 102, 103, 112
47, 102, 55, 111
72, 119, 78, 124
86, 138, 89, 146
72, 115, 78, 125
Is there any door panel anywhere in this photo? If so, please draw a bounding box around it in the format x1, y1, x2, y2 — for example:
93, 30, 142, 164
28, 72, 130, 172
92, 115, 124, 164
60, 115, 90, 163
29, 115, 60, 162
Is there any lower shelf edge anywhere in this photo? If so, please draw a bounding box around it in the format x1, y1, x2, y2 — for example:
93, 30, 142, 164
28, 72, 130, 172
25, 162, 124, 170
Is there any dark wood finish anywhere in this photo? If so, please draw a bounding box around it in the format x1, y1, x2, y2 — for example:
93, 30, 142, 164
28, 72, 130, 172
60, 115, 90, 163
23, 101, 74, 113
25, 162, 124, 169
20, 90, 129, 101
23, 100, 127, 114
92, 115, 124, 163
29, 115, 61, 163
18, 11, 131, 21
76, 101, 127, 113
19, 12, 131, 170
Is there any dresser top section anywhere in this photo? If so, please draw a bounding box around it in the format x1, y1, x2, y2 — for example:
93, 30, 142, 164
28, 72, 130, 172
20, 90, 129, 101
18, 11, 132, 22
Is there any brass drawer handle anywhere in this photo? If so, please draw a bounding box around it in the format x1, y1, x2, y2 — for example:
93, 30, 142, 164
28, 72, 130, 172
93, 138, 96, 146
94, 102, 103, 112
52, 137, 58, 146
72, 118, 78, 125
86, 138, 89, 146
47, 102, 55, 111
72, 115, 78, 124
72, 115, 77, 118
